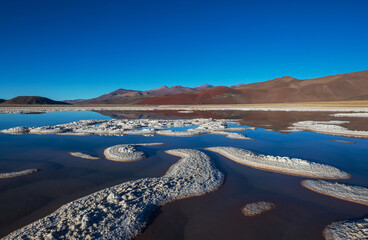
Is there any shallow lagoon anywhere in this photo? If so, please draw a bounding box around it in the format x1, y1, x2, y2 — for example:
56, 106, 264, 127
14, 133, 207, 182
0, 111, 367, 239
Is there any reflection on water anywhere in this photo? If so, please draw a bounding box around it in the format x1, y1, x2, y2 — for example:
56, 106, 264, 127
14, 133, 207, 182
0, 110, 367, 239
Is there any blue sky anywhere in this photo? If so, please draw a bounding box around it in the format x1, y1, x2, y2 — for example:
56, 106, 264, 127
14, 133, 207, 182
1, 0, 367, 100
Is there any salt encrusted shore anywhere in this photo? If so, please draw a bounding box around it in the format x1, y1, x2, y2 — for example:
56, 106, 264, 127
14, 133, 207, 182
288, 120, 368, 138
242, 201, 275, 216
323, 218, 368, 240
3, 149, 224, 240
0, 118, 251, 139
302, 180, 368, 206
69, 152, 100, 160
1, 104, 368, 115
331, 112, 368, 118
206, 147, 350, 179
0, 169, 38, 179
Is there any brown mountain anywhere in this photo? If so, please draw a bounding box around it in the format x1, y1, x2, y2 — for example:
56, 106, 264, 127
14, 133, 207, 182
69, 84, 213, 104
2, 96, 69, 105
0, 99, 5, 103
139, 70, 368, 105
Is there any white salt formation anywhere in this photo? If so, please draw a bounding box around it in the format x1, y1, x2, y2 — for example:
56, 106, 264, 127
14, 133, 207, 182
104, 143, 164, 162
206, 147, 350, 179
1, 126, 30, 134
288, 120, 368, 138
3, 149, 224, 240
69, 152, 100, 160
242, 201, 275, 216
104, 145, 146, 162
0, 118, 253, 139
1, 105, 368, 115
0, 169, 38, 179
211, 131, 253, 140
323, 218, 368, 240
331, 112, 368, 118
302, 180, 368, 206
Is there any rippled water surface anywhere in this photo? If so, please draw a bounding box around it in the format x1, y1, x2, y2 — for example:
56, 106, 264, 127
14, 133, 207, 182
0, 110, 367, 239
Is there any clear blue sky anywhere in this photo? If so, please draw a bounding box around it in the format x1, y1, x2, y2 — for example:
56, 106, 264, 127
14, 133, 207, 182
1, 0, 367, 100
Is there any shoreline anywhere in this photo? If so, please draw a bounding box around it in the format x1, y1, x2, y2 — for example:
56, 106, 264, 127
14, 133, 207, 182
0, 101, 368, 114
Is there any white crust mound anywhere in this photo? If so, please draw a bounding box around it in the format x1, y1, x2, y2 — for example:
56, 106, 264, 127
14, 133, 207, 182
288, 121, 368, 138
69, 152, 100, 160
323, 218, 368, 240
103, 143, 164, 162
3, 149, 224, 240
206, 147, 350, 179
0, 169, 38, 179
242, 201, 275, 216
302, 180, 368, 206
104, 145, 146, 162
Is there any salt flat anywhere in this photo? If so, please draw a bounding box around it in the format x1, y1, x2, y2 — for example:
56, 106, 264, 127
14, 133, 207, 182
3, 149, 224, 240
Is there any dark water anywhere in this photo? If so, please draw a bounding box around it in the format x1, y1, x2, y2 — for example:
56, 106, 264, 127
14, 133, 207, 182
0, 111, 367, 239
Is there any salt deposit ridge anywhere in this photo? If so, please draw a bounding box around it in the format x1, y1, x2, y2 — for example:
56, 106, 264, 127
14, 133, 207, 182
206, 147, 350, 179
323, 218, 368, 240
0, 169, 38, 179
4, 149, 224, 240
288, 120, 368, 138
69, 152, 100, 160
302, 180, 368, 206
0, 104, 368, 114
0, 118, 251, 139
242, 201, 275, 216
331, 112, 368, 118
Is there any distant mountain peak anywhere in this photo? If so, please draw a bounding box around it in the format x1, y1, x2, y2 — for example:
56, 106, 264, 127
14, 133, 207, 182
2, 96, 69, 105
192, 84, 214, 90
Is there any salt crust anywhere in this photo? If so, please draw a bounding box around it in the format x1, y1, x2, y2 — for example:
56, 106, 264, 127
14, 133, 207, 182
302, 180, 368, 206
0, 169, 38, 179
103, 143, 164, 162
206, 147, 350, 179
323, 218, 368, 240
242, 201, 275, 216
288, 120, 368, 138
1, 105, 368, 114
69, 152, 100, 160
0, 119, 251, 140
3, 149, 224, 240
331, 112, 368, 118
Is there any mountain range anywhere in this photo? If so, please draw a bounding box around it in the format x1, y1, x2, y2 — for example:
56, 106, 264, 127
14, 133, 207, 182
140, 70, 368, 104
1, 70, 368, 105
0, 96, 68, 105
64, 84, 214, 104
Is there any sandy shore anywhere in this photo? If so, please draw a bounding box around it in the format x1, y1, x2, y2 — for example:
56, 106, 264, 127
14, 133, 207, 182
206, 147, 350, 179
3, 149, 224, 240
302, 180, 368, 206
